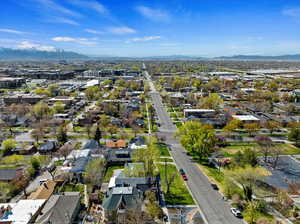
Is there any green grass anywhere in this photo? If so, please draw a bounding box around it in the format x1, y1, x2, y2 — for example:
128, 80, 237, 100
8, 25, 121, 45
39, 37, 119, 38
220, 142, 300, 156
156, 143, 171, 156
61, 183, 84, 193
175, 122, 183, 128
103, 165, 124, 182
158, 164, 194, 205
158, 158, 174, 162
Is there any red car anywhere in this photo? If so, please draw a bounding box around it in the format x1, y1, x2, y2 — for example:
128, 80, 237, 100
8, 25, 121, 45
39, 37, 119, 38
182, 173, 188, 181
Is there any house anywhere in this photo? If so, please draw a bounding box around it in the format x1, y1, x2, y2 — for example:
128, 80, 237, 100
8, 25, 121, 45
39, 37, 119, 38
101, 163, 161, 223
0, 199, 45, 224
169, 92, 185, 106
3, 94, 43, 105
14, 144, 37, 155
82, 140, 100, 150
0, 168, 23, 183
69, 157, 89, 183
28, 180, 57, 200
129, 137, 147, 150
38, 141, 58, 154
101, 187, 143, 223
184, 109, 216, 119
0, 77, 25, 89
105, 148, 133, 165
48, 96, 75, 107
35, 192, 81, 224
231, 115, 260, 124
106, 140, 127, 149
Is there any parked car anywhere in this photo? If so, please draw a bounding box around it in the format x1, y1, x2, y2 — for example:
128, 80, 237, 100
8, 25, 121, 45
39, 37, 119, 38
230, 208, 242, 218
211, 184, 219, 190
182, 174, 188, 181
179, 168, 185, 175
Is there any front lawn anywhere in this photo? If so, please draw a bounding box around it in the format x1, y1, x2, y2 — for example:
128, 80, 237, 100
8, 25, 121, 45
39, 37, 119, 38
220, 142, 300, 156
103, 165, 124, 183
158, 164, 194, 205
157, 143, 171, 157
61, 183, 84, 193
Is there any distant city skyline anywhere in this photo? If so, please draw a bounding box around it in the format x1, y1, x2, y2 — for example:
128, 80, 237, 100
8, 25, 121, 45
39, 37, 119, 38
1, 0, 300, 57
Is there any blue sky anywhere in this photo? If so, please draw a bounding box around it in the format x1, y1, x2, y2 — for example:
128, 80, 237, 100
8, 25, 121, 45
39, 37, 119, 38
1, 0, 300, 56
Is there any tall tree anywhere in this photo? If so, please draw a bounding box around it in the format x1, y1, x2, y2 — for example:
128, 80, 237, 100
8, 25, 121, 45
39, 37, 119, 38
1, 139, 16, 156
84, 158, 106, 187
94, 125, 102, 143
255, 136, 273, 163
288, 128, 300, 146
56, 124, 68, 144
132, 138, 160, 177
176, 121, 216, 160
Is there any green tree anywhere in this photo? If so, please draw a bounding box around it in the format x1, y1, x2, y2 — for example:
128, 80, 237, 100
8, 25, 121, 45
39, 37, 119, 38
53, 102, 64, 113
94, 125, 102, 143
30, 157, 41, 177
244, 123, 260, 137
145, 191, 164, 220
132, 138, 160, 177
85, 86, 100, 100
223, 119, 241, 135
264, 121, 279, 134
47, 84, 60, 97
32, 102, 53, 120
288, 128, 300, 146
1, 139, 16, 156
84, 158, 106, 187
201, 93, 223, 110
0, 182, 12, 202
233, 148, 258, 167
56, 124, 68, 144
176, 121, 216, 160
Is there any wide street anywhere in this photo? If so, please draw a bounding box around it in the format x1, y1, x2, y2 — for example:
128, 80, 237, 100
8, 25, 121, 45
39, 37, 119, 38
144, 65, 244, 224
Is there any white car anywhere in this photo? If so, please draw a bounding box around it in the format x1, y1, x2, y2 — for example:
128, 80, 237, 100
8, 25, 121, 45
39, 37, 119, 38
230, 208, 242, 218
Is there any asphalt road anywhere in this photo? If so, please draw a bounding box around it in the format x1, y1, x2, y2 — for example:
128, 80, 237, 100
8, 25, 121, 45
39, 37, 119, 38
144, 67, 244, 224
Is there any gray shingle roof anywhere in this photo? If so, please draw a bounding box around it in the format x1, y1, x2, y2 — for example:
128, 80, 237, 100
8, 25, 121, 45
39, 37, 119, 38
0, 168, 21, 181
35, 193, 80, 224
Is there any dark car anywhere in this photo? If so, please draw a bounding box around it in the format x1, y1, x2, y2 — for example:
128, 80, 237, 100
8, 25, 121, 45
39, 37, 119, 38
211, 184, 219, 190
179, 168, 185, 175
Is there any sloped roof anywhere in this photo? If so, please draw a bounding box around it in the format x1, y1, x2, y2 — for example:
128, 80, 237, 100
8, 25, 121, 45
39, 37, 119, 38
82, 140, 99, 150
102, 187, 142, 211
106, 140, 126, 148
35, 193, 80, 224
28, 180, 56, 200
70, 157, 89, 173
0, 168, 22, 181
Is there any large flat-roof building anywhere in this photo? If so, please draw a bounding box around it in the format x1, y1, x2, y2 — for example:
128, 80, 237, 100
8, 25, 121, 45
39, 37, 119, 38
0, 77, 25, 89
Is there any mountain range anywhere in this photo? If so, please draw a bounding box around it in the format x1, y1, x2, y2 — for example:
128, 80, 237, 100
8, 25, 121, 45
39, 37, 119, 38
0, 48, 88, 60
2, 47, 300, 61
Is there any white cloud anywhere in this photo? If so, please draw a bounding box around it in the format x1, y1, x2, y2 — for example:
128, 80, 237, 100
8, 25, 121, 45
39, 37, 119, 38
52, 36, 97, 45
68, 0, 109, 15
17, 41, 56, 51
52, 37, 76, 42
108, 26, 136, 35
0, 28, 26, 35
51, 17, 80, 26
33, 0, 82, 17
136, 6, 170, 22
127, 36, 161, 43
85, 29, 104, 34
282, 7, 300, 17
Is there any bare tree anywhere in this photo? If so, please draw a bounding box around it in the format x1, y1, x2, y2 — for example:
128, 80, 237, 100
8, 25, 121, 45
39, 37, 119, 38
164, 159, 176, 194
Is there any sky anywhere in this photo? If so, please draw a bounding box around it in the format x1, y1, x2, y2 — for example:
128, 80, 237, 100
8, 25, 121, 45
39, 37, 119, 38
1, 0, 300, 57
